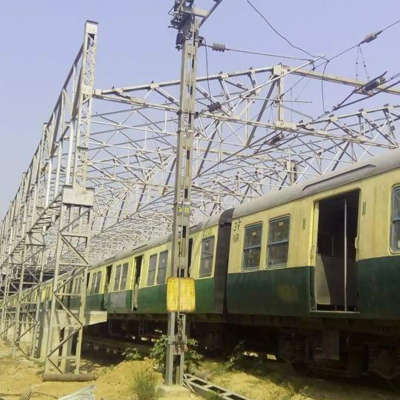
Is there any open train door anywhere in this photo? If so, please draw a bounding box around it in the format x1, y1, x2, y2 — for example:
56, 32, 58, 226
133, 255, 143, 310
314, 190, 359, 311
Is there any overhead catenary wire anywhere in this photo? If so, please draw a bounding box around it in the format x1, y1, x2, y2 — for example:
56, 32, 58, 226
331, 72, 400, 112
244, 0, 400, 114
199, 56, 324, 113
318, 16, 400, 114
245, 0, 317, 59
205, 43, 313, 62
203, 39, 213, 101
201, 9, 400, 120
203, 42, 321, 119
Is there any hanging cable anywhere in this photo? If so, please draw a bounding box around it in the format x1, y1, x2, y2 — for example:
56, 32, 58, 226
355, 46, 360, 81
331, 72, 400, 112
358, 45, 370, 81
200, 56, 323, 113
205, 43, 312, 62
318, 16, 400, 115
320, 61, 330, 113
202, 39, 222, 113
201, 13, 400, 117
203, 39, 213, 100
245, 0, 317, 59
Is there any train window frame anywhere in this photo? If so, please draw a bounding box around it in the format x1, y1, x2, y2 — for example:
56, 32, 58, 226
91, 271, 100, 294
75, 276, 81, 294
72, 278, 77, 294
96, 271, 102, 293
89, 273, 95, 294
267, 215, 290, 268
147, 254, 158, 286
199, 236, 215, 278
242, 222, 263, 270
92, 273, 97, 294
114, 265, 122, 291
391, 186, 400, 252
120, 262, 129, 290
157, 250, 168, 285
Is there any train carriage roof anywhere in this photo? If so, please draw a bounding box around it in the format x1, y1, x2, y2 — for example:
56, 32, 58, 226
92, 213, 221, 268
233, 148, 400, 219
95, 148, 400, 267
13, 149, 400, 292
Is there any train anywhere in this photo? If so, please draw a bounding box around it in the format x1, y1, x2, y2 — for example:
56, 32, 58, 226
3, 147, 400, 379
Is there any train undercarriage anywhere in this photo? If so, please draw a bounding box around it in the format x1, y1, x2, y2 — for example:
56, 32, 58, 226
85, 313, 400, 381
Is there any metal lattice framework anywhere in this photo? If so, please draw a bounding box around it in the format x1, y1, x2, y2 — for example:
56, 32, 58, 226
88, 64, 400, 260
0, 19, 400, 373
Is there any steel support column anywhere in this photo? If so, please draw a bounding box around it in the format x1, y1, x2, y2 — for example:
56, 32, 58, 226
166, 5, 201, 385
43, 19, 97, 376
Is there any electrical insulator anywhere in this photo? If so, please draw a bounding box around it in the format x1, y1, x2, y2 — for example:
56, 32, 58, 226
360, 30, 383, 45
211, 43, 226, 52
363, 76, 386, 92
176, 32, 184, 49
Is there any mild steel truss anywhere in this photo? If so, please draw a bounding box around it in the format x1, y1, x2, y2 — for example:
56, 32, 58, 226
0, 19, 400, 374
88, 64, 400, 261
0, 20, 98, 377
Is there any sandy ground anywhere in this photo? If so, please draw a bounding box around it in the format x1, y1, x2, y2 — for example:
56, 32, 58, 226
1, 341, 400, 399
196, 358, 400, 400
0, 341, 200, 400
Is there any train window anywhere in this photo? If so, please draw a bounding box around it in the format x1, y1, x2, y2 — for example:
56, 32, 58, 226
242, 223, 262, 270
91, 272, 100, 294
147, 254, 157, 286
93, 273, 97, 293
391, 186, 400, 250
114, 265, 122, 291
199, 236, 215, 278
268, 216, 290, 267
157, 251, 168, 285
89, 274, 95, 294
95, 272, 101, 293
89, 274, 94, 294
76, 277, 81, 294
120, 263, 129, 290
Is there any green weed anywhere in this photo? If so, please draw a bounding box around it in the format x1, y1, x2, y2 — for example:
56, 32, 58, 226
132, 367, 158, 400
149, 335, 203, 374
122, 346, 144, 361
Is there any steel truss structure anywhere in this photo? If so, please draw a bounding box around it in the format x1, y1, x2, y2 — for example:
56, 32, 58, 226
0, 18, 400, 376
0, 20, 98, 375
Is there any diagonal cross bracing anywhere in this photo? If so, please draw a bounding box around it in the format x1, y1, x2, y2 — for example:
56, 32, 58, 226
88, 66, 400, 261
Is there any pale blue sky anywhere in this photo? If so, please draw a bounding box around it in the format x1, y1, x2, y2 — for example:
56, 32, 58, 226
0, 1, 399, 216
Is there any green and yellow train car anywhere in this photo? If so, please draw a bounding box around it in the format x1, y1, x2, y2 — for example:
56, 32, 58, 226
7, 148, 400, 378
84, 214, 224, 316
227, 151, 400, 320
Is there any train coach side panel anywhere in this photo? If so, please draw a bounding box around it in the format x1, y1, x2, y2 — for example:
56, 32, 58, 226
357, 256, 400, 318
356, 171, 400, 318
194, 278, 215, 313
226, 196, 313, 316
227, 266, 314, 315
136, 285, 167, 314
104, 290, 132, 313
